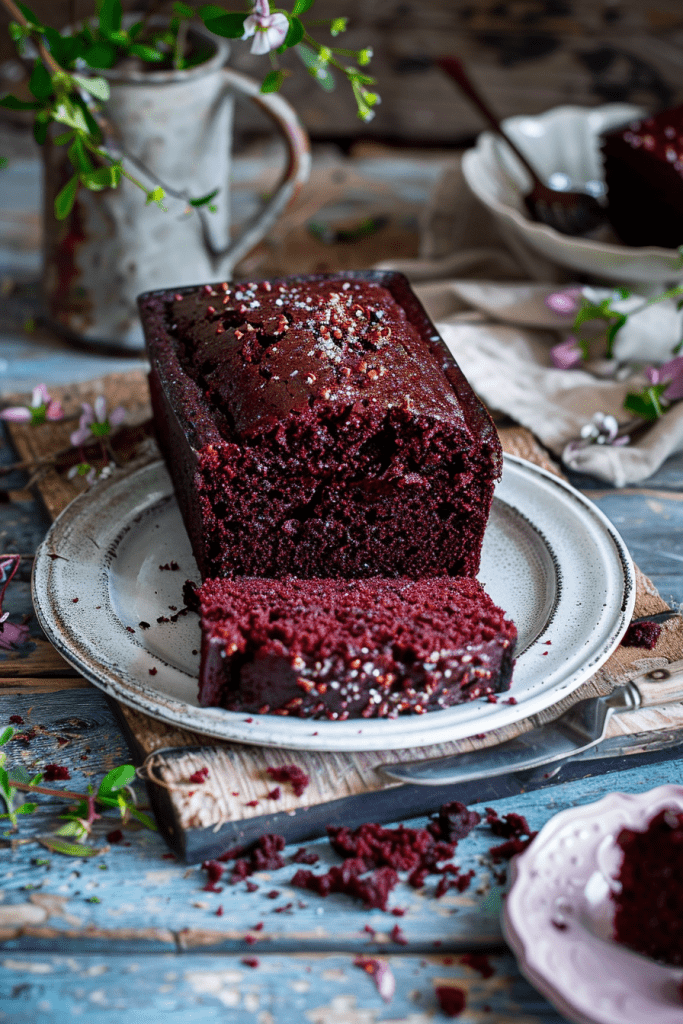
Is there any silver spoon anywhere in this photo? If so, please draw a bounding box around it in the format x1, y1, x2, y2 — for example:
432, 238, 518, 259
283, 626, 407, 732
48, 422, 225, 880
438, 56, 606, 237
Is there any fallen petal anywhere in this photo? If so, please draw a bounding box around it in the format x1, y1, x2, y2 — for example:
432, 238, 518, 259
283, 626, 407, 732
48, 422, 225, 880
0, 407, 31, 422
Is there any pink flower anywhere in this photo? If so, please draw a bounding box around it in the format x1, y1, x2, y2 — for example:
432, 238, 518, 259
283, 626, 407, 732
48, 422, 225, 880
242, 0, 289, 55
0, 384, 63, 425
550, 336, 583, 369
544, 288, 583, 317
646, 355, 683, 402
0, 554, 30, 651
70, 395, 126, 447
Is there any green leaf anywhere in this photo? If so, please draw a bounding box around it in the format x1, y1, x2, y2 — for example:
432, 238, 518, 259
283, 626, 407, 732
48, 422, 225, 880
15, 802, 37, 815
8, 22, 27, 43
124, 804, 157, 831
8, 765, 33, 785
282, 16, 305, 49
33, 117, 48, 145
330, 17, 347, 36
624, 383, 668, 421
128, 43, 164, 62
0, 727, 14, 747
68, 136, 94, 173
173, 1, 195, 17
296, 44, 335, 91
292, 0, 315, 12
80, 165, 121, 191
98, 764, 135, 796
97, 0, 123, 35
260, 70, 285, 94
38, 835, 101, 857
54, 175, 79, 220
605, 311, 627, 358
83, 41, 118, 70
53, 99, 90, 133
146, 186, 165, 207
0, 95, 40, 111
199, 4, 228, 18
72, 74, 110, 102
29, 61, 53, 102
16, 2, 40, 24
0, 766, 11, 801
55, 818, 88, 838
189, 188, 220, 208
0, 157, 7, 170
203, 12, 247, 38
53, 130, 75, 146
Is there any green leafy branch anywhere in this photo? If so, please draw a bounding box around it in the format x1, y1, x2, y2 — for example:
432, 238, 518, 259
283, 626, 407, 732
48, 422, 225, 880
0, 727, 155, 856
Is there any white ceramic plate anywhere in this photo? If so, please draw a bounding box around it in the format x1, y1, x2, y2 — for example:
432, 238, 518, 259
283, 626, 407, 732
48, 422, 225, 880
462, 103, 683, 285
503, 785, 683, 1024
32, 454, 634, 752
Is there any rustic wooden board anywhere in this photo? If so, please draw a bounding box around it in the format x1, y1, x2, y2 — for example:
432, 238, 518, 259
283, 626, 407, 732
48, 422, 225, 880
6, 373, 683, 862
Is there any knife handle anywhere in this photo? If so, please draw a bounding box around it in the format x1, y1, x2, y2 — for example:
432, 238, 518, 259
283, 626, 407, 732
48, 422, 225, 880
633, 660, 683, 707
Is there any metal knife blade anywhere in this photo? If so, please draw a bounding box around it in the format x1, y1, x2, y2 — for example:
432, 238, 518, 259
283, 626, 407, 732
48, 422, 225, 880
380, 659, 683, 786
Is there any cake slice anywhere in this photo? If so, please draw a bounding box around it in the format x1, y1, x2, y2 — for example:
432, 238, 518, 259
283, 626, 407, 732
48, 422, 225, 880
194, 576, 517, 718
602, 104, 683, 249
612, 807, 683, 965
140, 272, 502, 581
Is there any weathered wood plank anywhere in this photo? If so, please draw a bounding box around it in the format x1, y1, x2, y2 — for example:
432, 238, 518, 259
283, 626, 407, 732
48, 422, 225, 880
0, 951, 566, 1023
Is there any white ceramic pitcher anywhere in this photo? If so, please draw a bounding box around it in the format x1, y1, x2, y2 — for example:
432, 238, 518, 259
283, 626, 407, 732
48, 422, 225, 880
42, 23, 310, 350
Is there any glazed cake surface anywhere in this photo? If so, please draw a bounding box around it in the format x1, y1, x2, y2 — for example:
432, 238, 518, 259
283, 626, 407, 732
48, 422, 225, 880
140, 272, 502, 581
195, 576, 517, 718
612, 807, 683, 965
602, 105, 683, 248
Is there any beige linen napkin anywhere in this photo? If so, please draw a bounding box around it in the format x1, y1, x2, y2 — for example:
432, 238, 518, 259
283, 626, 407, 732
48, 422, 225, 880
410, 279, 683, 487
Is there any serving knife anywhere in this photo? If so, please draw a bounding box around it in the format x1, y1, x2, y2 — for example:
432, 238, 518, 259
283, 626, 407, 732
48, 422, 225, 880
380, 657, 683, 786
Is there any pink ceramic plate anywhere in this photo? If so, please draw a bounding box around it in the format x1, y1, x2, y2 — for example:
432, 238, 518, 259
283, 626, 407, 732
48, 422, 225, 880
503, 785, 683, 1024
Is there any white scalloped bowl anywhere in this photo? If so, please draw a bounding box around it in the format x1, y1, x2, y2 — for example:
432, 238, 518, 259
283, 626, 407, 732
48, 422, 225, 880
462, 104, 683, 285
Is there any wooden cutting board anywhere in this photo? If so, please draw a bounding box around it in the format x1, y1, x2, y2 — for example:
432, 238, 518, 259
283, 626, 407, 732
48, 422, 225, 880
7, 371, 683, 861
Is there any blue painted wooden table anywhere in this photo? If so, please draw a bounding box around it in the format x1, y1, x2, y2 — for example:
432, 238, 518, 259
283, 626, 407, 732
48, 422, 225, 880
1, 140, 683, 1023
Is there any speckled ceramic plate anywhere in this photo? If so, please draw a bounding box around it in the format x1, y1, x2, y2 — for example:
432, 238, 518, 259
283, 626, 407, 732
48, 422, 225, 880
32, 454, 634, 752
503, 785, 683, 1024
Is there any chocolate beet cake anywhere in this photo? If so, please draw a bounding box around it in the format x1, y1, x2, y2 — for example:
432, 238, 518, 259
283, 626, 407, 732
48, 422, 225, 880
612, 807, 683, 965
139, 272, 502, 581
195, 576, 517, 718
602, 105, 683, 248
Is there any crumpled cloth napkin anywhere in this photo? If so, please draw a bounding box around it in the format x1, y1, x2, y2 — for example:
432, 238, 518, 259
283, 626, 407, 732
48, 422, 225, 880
409, 279, 683, 487
374, 154, 683, 486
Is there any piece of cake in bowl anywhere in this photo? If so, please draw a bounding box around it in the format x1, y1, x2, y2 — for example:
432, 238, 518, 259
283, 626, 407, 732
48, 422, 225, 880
139, 271, 502, 582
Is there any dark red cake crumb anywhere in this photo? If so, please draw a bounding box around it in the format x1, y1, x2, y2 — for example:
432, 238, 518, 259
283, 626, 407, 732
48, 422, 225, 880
391, 907, 405, 916
390, 924, 408, 945
125, 626, 135, 633
435, 986, 466, 1017
621, 621, 662, 649
266, 890, 280, 899
42, 764, 71, 781
434, 869, 475, 898
267, 787, 281, 800
72, 597, 78, 603
201, 860, 225, 892
613, 807, 683, 965
266, 765, 309, 796
245, 800, 259, 808
485, 808, 532, 838
215, 905, 223, 916
148, 667, 157, 676
9, 714, 23, 725
292, 848, 319, 865
57, 736, 68, 746
202, 834, 286, 887
106, 829, 124, 844
244, 934, 257, 945
245, 881, 259, 893
291, 859, 399, 911
460, 953, 494, 978
159, 561, 180, 571
139, 621, 151, 630
429, 800, 481, 843
189, 767, 210, 784
241, 957, 259, 968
